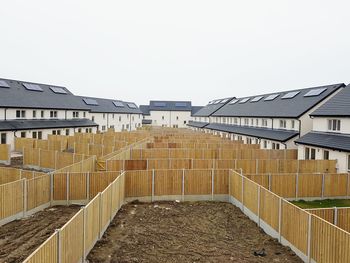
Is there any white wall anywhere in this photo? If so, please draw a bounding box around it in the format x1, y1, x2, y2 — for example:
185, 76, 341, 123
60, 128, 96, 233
149, 110, 192, 128
312, 117, 350, 134
88, 112, 142, 132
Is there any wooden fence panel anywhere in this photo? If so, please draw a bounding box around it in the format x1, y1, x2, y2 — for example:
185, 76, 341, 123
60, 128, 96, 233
69, 173, 87, 201
27, 175, 50, 210
100, 184, 112, 233
230, 171, 242, 202
89, 172, 119, 199
270, 174, 296, 198
245, 174, 269, 189
214, 170, 229, 195
154, 170, 182, 196
311, 216, 350, 262
324, 173, 348, 197
281, 201, 309, 255
106, 160, 124, 171
0, 167, 21, 184
169, 159, 191, 169
0, 144, 10, 163
60, 210, 84, 263
297, 173, 323, 198
259, 187, 280, 231
124, 160, 147, 171
53, 173, 67, 201
125, 170, 152, 198
236, 160, 256, 174
0, 180, 24, 220
307, 208, 335, 225
243, 178, 259, 214
192, 159, 213, 169
23, 232, 58, 263
184, 170, 211, 195
84, 195, 100, 255
337, 208, 350, 233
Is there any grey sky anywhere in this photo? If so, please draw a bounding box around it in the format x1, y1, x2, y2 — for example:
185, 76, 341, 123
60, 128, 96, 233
0, 0, 349, 106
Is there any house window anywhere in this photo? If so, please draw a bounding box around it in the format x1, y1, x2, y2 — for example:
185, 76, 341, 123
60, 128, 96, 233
92, 116, 95, 122
250, 119, 254, 126
306, 147, 315, 160
103, 113, 106, 119
119, 116, 121, 122
176, 116, 179, 120
162, 116, 165, 120
272, 143, 280, 150
328, 119, 341, 131
50, 111, 57, 118
57, 130, 61, 135
85, 128, 89, 133
291, 120, 295, 129
184, 121, 187, 124
21, 131, 26, 138
52, 130, 56, 135
41, 110, 44, 118
32, 131, 37, 139
16, 110, 26, 118
263, 140, 267, 149
66, 129, 70, 136
73, 111, 79, 118
38, 131, 42, 139
255, 119, 259, 126
234, 118, 238, 125
262, 119, 268, 127
78, 128, 82, 133
33, 110, 36, 118
323, 150, 329, 160
244, 118, 249, 125
112, 114, 115, 119
280, 120, 287, 129
305, 147, 310, 160
83, 112, 86, 118
0, 133, 6, 144
126, 124, 129, 130
102, 125, 106, 131
132, 116, 134, 121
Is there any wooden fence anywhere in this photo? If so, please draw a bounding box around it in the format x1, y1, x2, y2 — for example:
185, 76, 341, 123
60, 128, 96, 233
245, 173, 350, 199
306, 207, 350, 233
23, 147, 92, 170
0, 170, 121, 226
106, 159, 336, 174
0, 144, 10, 164
0, 167, 47, 185
23, 172, 125, 263
128, 148, 298, 160
229, 170, 350, 262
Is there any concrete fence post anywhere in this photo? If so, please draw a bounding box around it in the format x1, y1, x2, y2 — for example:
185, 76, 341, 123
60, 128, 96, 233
321, 173, 325, 198
278, 198, 282, 242
82, 207, 86, 261
151, 169, 155, 202
50, 172, 54, 205
86, 172, 90, 202
241, 175, 244, 211
98, 192, 102, 239
211, 169, 214, 201
307, 213, 312, 263
295, 173, 299, 198
54, 150, 58, 170
56, 229, 62, 263
257, 185, 261, 227
23, 179, 27, 217
182, 169, 185, 202
66, 172, 70, 205
334, 207, 338, 226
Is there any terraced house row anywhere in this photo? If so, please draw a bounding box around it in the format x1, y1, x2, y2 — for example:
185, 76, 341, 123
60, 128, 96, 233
188, 83, 350, 172
0, 78, 142, 149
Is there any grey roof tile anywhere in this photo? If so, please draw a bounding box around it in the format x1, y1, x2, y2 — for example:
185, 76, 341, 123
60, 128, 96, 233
213, 84, 345, 118
148, 101, 192, 111
193, 97, 235, 117
205, 123, 299, 142
295, 132, 350, 152
311, 85, 350, 117
187, 121, 209, 128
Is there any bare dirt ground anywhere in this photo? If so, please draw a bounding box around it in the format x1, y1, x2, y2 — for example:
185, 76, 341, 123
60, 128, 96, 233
0, 205, 81, 263
87, 201, 303, 263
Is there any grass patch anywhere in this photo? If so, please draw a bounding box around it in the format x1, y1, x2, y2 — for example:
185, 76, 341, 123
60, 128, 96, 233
291, 199, 350, 209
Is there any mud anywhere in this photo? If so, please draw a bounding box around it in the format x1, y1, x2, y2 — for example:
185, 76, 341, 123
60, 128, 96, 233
87, 201, 302, 263
0, 205, 81, 263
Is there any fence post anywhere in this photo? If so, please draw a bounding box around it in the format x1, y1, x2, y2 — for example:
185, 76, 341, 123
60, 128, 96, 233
82, 207, 86, 261
256, 159, 258, 174
307, 213, 312, 263
211, 169, 214, 201
278, 198, 282, 242
334, 207, 338, 226
151, 169, 155, 202
23, 179, 27, 217
257, 185, 261, 227
50, 172, 54, 205
295, 173, 299, 198
182, 169, 185, 202
56, 229, 62, 263
268, 173, 272, 191
98, 192, 102, 239
241, 175, 244, 211
228, 170, 231, 198
321, 173, 325, 198
86, 172, 90, 202
66, 172, 70, 205
54, 150, 58, 170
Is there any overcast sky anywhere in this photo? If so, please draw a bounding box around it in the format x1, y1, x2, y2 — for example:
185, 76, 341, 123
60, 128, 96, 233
0, 0, 349, 106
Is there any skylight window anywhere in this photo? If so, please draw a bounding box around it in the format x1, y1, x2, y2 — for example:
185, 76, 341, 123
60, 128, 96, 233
304, 88, 327, 97
127, 103, 137, 109
207, 101, 213, 105
23, 83, 43, 92
220, 99, 229, 103
229, 99, 238, 105
251, 96, 263, 102
213, 100, 221, 104
281, 91, 300, 99
238, 98, 249, 104
83, 98, 99, 106
175, 102, 188, 107
113, 101, 124, 107
50, 87, 67, 94
154, 102, 166, 107
264, 94, 279, 101
0, 80, 10, 88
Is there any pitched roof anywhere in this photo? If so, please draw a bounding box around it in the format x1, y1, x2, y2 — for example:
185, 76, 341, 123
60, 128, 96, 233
187, 121, 209, 128
77, 96, 142, 114
311, 85, 350, 117
205, 123, 299, 142
193, 97, 234, 117
148, 101, 192, 111
295, 132, 350, 152
0, 78, 90, 110
139, 105, 150, 115
213, 84, 345, 118
0, 119, 97, 131
191, 106, 203, 115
